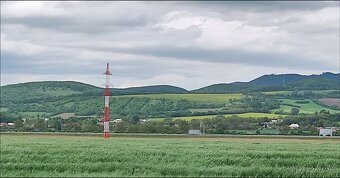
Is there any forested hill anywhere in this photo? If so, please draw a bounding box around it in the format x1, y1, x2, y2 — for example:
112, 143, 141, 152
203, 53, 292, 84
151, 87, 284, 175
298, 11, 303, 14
193, 72, 340, 93
1, 72, 339, 97
111, 85, 188, 94
250, 72, 340, 86
0, 81, 189, 102
0, 81, 101, 103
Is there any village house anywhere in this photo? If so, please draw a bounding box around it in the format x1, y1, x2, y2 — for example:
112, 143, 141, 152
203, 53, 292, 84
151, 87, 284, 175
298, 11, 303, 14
289, 124, 299, 129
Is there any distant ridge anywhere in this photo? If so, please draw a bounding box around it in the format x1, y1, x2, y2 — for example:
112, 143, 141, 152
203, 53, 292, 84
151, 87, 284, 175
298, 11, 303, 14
193, 72, 340, 93
249, 72, 340, 86
1, 72, 339, 95
111, 85, 188, 94
0, 81, 189, 102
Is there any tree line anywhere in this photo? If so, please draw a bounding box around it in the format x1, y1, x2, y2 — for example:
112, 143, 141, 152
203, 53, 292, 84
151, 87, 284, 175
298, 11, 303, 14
2, 112, 339, 136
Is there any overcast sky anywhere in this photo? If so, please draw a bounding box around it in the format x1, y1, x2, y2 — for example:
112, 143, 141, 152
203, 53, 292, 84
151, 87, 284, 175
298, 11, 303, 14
1, 1, 339, 90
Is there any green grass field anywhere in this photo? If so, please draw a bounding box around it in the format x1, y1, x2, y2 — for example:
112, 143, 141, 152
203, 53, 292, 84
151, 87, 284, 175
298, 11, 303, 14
189, 108, 224, 112
1, 134, 339, 177
0, 107, 8, 112
51, 113, 76, 119
113, 93, 243, 103
155, 113, 285, 121
262, 91, 292, 95
19, 112, 51, 117
273, 99, 340, 114
36, 88, 82, 96
262, 90, 339, 95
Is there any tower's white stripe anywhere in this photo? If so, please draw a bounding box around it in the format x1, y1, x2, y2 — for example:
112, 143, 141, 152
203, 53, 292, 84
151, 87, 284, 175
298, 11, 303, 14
105, 96, 109, 107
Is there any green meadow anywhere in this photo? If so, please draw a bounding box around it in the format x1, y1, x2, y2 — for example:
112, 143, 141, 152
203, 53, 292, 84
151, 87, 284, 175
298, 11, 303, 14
274, 99, 340, 114
113, 93, 243, 103
155, 112, 286, 121
1, 134, 339, 177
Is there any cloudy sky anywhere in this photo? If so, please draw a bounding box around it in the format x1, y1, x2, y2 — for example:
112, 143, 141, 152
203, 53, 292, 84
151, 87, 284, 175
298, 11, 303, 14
1, 1, 339, 90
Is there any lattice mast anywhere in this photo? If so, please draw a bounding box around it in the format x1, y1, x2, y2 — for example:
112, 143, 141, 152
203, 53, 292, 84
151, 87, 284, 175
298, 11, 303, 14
103, 63, 112, 138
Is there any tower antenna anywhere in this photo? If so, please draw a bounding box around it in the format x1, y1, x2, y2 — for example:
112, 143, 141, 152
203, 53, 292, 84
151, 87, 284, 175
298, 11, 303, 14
103, 63, 112, 138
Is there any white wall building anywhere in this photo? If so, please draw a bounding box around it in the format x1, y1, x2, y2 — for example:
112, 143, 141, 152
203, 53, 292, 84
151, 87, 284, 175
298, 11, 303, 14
319, 128, 332, 136
188, 129, 201, 135
289, 124, 299, 129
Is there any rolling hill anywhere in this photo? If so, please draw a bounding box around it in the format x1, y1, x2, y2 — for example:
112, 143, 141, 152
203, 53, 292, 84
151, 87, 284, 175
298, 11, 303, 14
111, 85, 188, 94
193, 72, 340, 93
0, 81, 188, 101
1, 72, 338, 96
0, 81, 101, 103
1, 72, 339, 120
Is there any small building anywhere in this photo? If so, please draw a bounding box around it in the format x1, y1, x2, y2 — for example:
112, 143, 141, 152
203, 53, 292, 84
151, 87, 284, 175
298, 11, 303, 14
319, 128, 332, 136
140, 119, 149, 123
0, 122, 15, 127
113, 119, 122, 123
289, 124, 299, 129
188, 129, 201, 135
271, 119, 278, 123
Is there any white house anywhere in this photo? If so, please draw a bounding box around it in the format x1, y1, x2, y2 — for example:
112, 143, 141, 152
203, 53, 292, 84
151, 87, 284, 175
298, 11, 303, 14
289, 124, 299, 129
140, 119, 149, 123
319, 128, 332, 136
188, 129, 201, 135
112, 119, 122, 123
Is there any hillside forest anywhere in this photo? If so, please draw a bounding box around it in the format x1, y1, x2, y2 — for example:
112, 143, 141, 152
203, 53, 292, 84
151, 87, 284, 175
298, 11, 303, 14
1, 72, 339, 135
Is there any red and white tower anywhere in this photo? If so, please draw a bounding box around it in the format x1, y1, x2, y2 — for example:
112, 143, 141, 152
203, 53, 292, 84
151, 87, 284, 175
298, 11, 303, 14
103, 63, 112, 138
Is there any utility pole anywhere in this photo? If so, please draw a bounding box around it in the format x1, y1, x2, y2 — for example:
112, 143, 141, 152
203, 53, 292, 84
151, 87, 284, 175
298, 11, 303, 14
200, 121, 205, 135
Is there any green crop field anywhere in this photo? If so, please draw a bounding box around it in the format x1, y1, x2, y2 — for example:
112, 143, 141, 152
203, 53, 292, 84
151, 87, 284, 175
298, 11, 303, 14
156, 112, 286, 121
113, 93, 243, 103
262, 91, 292, 95
273, 99, 340, 114
262, 90, 339, 95
19, 112, 51, 117
312, 90, 339, 94
1, 134, 339, 177
0, 107, 8, 112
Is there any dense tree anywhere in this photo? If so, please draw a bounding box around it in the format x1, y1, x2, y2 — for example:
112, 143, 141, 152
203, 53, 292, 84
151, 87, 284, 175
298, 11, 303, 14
291, 108, 300, 115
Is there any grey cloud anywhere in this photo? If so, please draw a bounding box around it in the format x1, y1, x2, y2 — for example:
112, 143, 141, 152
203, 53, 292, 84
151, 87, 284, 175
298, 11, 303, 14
183, 1, 338, 12
1, 51, 175, 80
1, 15, 150, 34
1, 1, 339, 88
99, 46, 336, 71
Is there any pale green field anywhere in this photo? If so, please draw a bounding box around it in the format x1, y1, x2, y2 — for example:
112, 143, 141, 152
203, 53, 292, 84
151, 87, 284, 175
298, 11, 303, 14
113, 93, 243, 103
312, 90, 339, 94
37, 88, 82, 96
51, 113, 76, 119
19, 112, 51, 117
156, 113, 286, 121
262, 91, 292, 95
0, 107, 8, 112
189, 108, 224, 112
263, 90, 339, 95
273, 99, 340, 114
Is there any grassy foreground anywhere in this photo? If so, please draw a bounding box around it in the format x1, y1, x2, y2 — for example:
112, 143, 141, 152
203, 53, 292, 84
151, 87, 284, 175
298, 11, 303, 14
1, 134, 340, 177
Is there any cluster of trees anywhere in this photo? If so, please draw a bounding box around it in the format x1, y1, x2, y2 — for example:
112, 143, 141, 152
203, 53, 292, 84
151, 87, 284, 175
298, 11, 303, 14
1, 94, 282, 120
2, 81, 339, 124
1, 117, 102, 133
269, 90, 340, 100
2, 112, 339, 136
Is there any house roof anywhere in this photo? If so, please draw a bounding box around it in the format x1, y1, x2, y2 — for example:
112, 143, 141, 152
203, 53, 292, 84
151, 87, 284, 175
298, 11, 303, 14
289, 124, 299, 127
